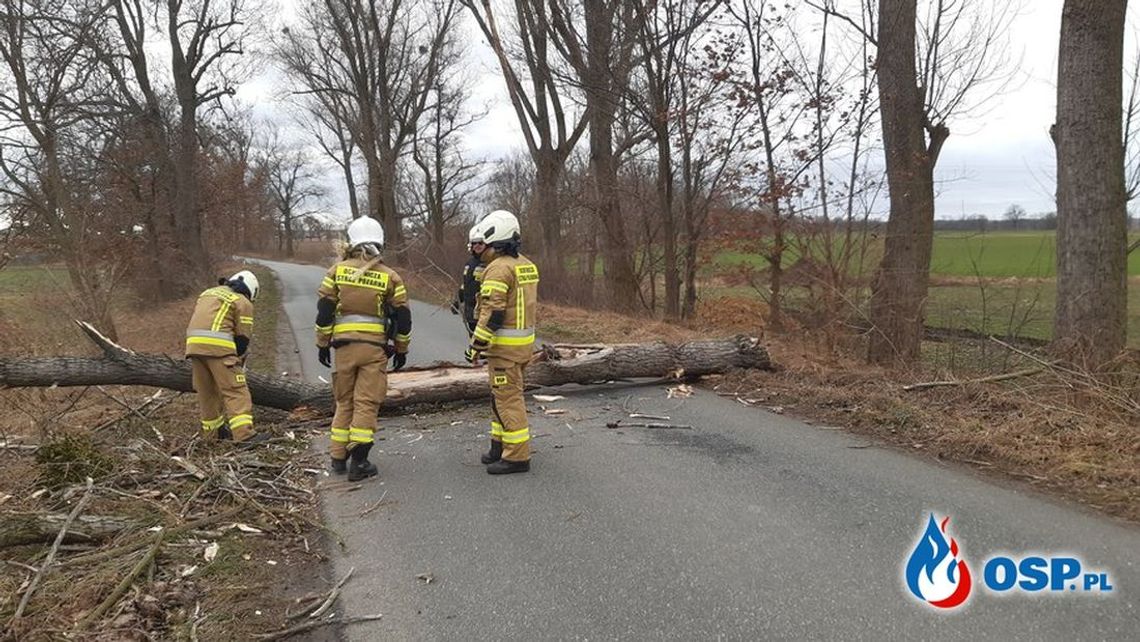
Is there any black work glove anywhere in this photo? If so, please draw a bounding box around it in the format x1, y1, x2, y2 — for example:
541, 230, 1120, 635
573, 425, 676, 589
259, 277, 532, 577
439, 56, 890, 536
318, 346, 332, 368
391, 352, 407, 371
464, 345, 483, 364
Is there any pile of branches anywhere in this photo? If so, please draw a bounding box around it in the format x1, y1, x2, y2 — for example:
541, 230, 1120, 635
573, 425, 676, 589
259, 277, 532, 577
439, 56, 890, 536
0, 410, 330, 641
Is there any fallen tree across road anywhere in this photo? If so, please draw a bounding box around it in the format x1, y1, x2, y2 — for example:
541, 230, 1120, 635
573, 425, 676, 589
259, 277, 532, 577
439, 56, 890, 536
0, 322, 773, 415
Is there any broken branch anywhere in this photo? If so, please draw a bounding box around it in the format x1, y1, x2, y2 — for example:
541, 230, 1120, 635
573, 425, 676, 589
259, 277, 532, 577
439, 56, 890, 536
902, 365, 1051, 391
11, 478, 94, 621
252, 613, 384, 641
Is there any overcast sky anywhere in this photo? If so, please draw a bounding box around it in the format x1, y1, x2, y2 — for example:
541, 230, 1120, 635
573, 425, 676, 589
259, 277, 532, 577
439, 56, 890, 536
236, 0, 1128, 221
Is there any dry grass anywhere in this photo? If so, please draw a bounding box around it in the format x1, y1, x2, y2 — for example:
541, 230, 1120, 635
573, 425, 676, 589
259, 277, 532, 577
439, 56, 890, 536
537, 302, 699, 344
0, 260, 322, 641
0, 410, 332, 641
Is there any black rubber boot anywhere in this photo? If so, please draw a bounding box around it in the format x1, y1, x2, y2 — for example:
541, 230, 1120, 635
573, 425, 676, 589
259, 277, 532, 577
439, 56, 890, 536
330, 457, 347, 474
237, 432, 272, 448
348, 444, 379, 481
486, 459, 530, 475
480, 440, 503, 465
217, 425, 233, 441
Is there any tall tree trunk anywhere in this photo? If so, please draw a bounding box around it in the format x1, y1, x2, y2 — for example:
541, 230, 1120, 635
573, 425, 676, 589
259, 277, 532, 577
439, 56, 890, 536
1053, 0, 1129, 366
341, 140, 362, 220
655, 124, 680, 319
583, 1, 640, 313
532, 155, 567, 299
377, 146, 403, 250
173, 115, 208, 275
867, 0, 938, 366
283, 209, 295, 257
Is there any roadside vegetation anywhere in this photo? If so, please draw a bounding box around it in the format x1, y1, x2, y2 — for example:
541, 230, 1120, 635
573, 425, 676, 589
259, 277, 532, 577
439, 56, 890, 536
0, 265, 341, 640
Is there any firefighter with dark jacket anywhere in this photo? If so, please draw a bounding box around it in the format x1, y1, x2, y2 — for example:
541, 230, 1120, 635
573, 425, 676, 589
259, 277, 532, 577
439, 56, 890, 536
465, 210, 538, 474
185, 270, 267, 443
316, 216, 411, 481
453, 224, 488, 336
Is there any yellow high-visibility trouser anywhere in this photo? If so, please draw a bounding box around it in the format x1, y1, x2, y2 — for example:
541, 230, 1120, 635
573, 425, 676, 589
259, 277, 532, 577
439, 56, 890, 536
190, 355, 254, 441
329, 342, 388, 459
487, 356, 530, 462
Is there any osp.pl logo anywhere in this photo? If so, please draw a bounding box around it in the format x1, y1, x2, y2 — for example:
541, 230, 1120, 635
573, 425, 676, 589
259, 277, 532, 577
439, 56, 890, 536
905, 514, 972, 608
904, 513, 1115, 610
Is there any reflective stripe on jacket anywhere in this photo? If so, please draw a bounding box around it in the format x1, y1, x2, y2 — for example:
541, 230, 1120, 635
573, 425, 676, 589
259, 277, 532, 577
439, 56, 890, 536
316, 257, 410, 350
185, 286, 254, 358
474, 253, 539, 362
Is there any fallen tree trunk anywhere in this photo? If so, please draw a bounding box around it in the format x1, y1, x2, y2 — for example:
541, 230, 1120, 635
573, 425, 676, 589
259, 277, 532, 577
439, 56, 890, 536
0, 513, 133, 548
0, 322, 772, 415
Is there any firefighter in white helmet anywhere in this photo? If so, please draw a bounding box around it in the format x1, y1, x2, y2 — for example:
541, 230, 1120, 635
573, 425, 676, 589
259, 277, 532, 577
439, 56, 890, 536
453, 222, 488, 336
466, 209, 538, 474
315, 216, 412, 481
185, 270, 267, 443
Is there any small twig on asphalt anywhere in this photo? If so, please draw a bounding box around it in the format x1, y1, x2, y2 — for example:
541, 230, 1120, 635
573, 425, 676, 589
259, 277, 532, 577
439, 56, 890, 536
253, 613, 384, 641
12, 478, 95, 620
606, 421, 692, 430
629, 413, 670, 421
309, 567, 356, 619
359, 490, 389, 517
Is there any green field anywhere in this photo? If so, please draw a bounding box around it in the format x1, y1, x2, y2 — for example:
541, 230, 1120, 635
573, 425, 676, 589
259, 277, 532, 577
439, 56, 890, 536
708, 230, 1140, 348
714, 230, 1140, 277
930, 231, 1140, 277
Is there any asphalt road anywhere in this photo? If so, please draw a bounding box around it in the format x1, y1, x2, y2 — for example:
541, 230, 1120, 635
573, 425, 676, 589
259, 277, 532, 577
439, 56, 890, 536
254, 257, 1140, 641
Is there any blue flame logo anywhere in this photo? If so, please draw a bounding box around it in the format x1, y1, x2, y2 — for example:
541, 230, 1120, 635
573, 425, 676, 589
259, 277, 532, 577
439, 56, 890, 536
904, 514, 972, 609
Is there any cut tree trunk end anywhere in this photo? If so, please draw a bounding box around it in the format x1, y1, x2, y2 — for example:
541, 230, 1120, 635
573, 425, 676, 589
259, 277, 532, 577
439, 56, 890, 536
0, 322, 773, 417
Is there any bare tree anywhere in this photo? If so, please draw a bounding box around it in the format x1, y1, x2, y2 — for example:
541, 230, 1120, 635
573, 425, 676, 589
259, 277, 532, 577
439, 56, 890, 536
623, 0, 720, 319
545, 0, 643, 311
463, 0, 588, 296
819, 0, 1018, 364
84, 0, 255, 296
727, 1, 849, 331
409, 24, 486, 250
260, 139, 325, 258
1052, 0, 1129, 366
1003, 203, 1026, 230
676, 40, 750, 320
0, 0, 122, 336
279, 0, 462, 248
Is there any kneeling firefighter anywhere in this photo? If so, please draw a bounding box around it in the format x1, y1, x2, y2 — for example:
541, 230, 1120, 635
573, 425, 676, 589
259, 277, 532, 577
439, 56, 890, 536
465, 209, 539, 474
316, 216, 411, 481
185, 270, 266, 444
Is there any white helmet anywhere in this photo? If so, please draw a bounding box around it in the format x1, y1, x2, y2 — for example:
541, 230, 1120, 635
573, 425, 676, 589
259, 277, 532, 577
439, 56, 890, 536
347, 216, 385, 249
478, 209, 520, 245
229, 270, 260, 301
468, 222, 485, 244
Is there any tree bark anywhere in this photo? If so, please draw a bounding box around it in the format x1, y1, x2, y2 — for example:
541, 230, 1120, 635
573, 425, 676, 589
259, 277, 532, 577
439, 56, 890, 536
1053, 0, 1129, 366
0, 324, 771, 417
533, 154, 568, 299
0, 513, 133, 549
867, 0, 938, 366
579, 1, 641, 313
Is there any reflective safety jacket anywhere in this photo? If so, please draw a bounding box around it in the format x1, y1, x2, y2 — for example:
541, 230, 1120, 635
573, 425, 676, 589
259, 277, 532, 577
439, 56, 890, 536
472, 253, 538, 362
316, 256, 411, 352
185, 286, 254, 358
